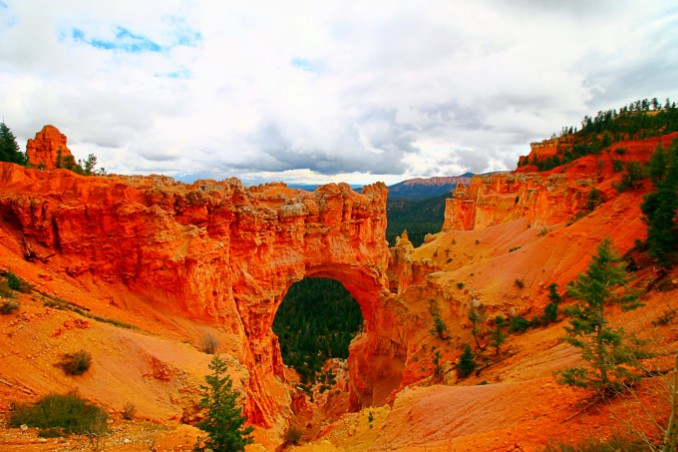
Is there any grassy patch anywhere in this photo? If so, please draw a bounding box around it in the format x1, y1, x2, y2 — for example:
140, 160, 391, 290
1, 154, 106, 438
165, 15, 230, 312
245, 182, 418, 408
42, 294, 137, 330
6, 270, 32, 293
541, 435, 648, 451
9, 392, 107, 436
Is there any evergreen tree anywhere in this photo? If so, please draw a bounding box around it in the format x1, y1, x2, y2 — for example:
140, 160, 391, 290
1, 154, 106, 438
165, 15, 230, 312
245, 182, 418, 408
641, 140, 678, 268
195, 355, 254, 452
468, 303, 486, 351
489, 316, 506, 356
543, 283, 561, 324
0, 122, 27, 165
555, 238, 643, 395
457, 344, 476, 379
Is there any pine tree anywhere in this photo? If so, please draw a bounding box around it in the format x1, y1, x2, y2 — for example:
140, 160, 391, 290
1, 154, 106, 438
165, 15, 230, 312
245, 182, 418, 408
555, 238, 643, 395
195, 355, 254, 452
0, 122, 27, 165
489, 316, 506, 356
457, 344, 476, 379
543, 283, 561, 324
641, 140, 678, 268
468, 303, 486, 351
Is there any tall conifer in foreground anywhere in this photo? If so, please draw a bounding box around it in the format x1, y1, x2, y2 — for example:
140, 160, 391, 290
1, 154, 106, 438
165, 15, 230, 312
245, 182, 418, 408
195, 355, 254, 452
555, 238, 642, 395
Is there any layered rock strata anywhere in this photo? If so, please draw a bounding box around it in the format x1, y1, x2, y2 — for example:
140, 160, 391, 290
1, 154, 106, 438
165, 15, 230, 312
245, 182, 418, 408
0, 160, 404, 426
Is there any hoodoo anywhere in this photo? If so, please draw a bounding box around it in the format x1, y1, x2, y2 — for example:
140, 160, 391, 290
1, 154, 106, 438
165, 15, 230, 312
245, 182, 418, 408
25, 125, 76, 170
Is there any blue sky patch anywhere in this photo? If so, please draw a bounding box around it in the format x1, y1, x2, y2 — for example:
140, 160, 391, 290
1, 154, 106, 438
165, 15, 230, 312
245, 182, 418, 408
72, 26, 162, 53
291, 57, 320, 73
159, 67, 192, 79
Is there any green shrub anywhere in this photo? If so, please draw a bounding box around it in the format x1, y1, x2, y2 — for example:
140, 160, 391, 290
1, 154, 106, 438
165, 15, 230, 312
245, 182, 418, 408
429, 300, 448, 340
6, 271, 32, 293
38, 427, 64, 438
584, 188, 604, 212
543, 302, 559, 324
514, 278, 525, 289
0, 300, 20, 315
58, 350, 92, 376
7, 271, 20, 291
509, 315, 532, 333
283, 425, 304, 446
457, 344, 476, 379
612, 159, 624, 172
9, 392, 107, 435
613, 161, 646, 192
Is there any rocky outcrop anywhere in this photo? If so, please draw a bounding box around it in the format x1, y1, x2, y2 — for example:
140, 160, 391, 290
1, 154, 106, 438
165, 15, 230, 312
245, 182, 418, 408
517, 136, 575, 168
25, 125, 75, 170
445, 133, 678, 231
0, 161, 403, 426
443, 172, 591, 231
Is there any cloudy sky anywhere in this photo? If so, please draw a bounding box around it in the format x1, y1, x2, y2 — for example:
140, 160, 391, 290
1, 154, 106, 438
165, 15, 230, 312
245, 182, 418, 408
1, 1, 676, 185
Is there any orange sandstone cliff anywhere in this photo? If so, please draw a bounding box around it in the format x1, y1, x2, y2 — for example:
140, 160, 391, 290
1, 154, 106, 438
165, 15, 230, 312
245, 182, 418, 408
444, 133, 678, 231
25, 125, 76, 170
1, 125, 677, 450
0, 158, 409, 428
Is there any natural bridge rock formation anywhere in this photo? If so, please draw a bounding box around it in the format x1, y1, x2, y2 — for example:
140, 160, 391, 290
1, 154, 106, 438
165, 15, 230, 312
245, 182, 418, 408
0, 161, 404, 426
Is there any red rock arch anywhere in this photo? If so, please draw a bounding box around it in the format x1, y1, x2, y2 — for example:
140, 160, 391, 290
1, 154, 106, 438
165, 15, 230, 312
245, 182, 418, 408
1, 162, 403, 427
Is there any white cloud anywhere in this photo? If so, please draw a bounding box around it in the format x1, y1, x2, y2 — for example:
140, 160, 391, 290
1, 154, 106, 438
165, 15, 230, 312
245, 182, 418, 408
1, 0, 677, 184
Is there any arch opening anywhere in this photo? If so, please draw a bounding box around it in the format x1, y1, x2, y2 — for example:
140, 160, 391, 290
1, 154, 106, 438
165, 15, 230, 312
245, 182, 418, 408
272, 277, 364, 387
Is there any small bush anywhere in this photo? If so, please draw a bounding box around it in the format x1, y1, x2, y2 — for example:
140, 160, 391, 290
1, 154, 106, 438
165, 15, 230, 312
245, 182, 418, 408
457, 344, 476, 379
429, 300, 448, 340
613, 161, 645, 192
543, 302, 559, 324
58, 350, 92, 376
456, 282, 464, 289
201, 331, 219, 354
283, 425, 304, 446
509, 315, 532, 333
584, 188, 603, 212
121, 402, 136, 420
514, 278, 525, 289
38, 427, 64, 438
6, 271, 32, 293
9, 392, 107, 435
432, 350, 444, 379
612, 159, 624, 172
1, 300, 20, 315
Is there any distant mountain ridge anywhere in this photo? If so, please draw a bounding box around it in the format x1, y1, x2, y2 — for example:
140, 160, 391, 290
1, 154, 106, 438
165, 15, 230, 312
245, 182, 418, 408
388, 173, 474, 200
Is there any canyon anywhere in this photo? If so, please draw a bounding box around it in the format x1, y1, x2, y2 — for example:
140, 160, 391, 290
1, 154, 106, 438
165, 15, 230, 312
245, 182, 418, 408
0, 126, 676, 450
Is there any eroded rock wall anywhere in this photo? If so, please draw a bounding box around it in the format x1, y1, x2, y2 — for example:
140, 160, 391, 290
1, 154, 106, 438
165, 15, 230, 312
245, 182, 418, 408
442, 173, 590, 231
0, 162, 401, 426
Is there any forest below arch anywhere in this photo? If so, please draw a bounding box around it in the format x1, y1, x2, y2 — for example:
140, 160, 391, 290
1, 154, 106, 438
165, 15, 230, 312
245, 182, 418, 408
272, 278, 363, 386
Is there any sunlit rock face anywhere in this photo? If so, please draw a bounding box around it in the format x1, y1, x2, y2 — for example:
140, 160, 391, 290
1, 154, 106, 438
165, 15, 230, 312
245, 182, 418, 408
444, 132, 678, 232
0, 147, 405, 426
26, 125, 76, 170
